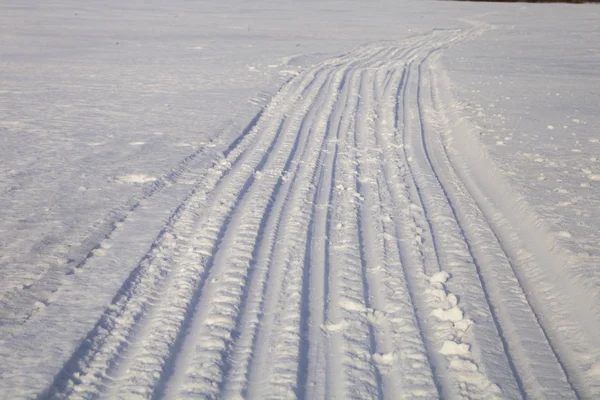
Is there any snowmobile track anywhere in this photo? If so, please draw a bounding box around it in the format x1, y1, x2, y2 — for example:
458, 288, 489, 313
21, 27, 597, 400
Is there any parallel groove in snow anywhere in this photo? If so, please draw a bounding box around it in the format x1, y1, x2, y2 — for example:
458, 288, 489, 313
44, 55, 333, 400
169, 63, 344, 400
422, 55, 591, 399
110, 65, 335, 399
37, 27, 589, 400
413, 49, 575, 399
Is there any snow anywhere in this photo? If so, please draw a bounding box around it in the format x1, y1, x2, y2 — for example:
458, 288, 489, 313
1, 0, 600, 399
439, 341, 471, 357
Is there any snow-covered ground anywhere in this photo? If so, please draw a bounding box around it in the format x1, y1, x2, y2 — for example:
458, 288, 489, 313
1, 0, 599, 398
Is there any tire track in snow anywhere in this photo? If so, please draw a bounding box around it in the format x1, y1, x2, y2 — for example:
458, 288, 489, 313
313, 65, 365, 400
321, 68, 381, 399
352, 29, 513, 399
217, 65, 349, 400
42, 54, 334, 400
215, 61, 351, 397
42, 43, 392, 400
217, 46, 396, 400
393, 27, 582, 399
312, 38, 440, 400
400, 55, 513, 399
107, 66, 335, 399
298, 65, 349, 400
245, 46, 401, 400
416, 51, 579, 399
356, 67, 418, 399
301, 46, 401, 400
37, 26, 589, 400
162, 62, 345, 399
422, 52, 596, 398
366, 65, 441, 399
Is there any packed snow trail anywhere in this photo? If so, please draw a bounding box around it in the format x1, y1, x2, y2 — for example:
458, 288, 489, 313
5, 27, 595, 400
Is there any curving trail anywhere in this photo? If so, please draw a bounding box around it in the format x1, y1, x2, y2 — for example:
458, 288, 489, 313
6, 26, 597, 400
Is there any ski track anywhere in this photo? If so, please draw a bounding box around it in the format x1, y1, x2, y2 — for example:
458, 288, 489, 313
30, 27, 595, 400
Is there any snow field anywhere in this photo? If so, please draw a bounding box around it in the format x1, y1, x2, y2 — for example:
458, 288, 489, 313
2, 4, 600, 398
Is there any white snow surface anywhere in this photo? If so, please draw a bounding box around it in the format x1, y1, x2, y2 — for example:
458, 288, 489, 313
1, 0, 600, 399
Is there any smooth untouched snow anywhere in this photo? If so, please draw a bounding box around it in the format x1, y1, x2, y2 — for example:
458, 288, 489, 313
1, 1, 599, 399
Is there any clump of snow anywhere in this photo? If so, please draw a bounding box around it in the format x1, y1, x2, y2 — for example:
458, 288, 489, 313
116, 174, 157, 184
339, 298, 366, 312
430, 271, 450, 284
321, 322, 347, 333
372, 352, 396, 366
431, 306, 464, 323
440, 340, 470, 356
455, 319, 474, 333
450, 358, 479, 372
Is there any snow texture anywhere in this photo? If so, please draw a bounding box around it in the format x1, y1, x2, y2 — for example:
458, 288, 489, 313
1, 1, 599, 399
